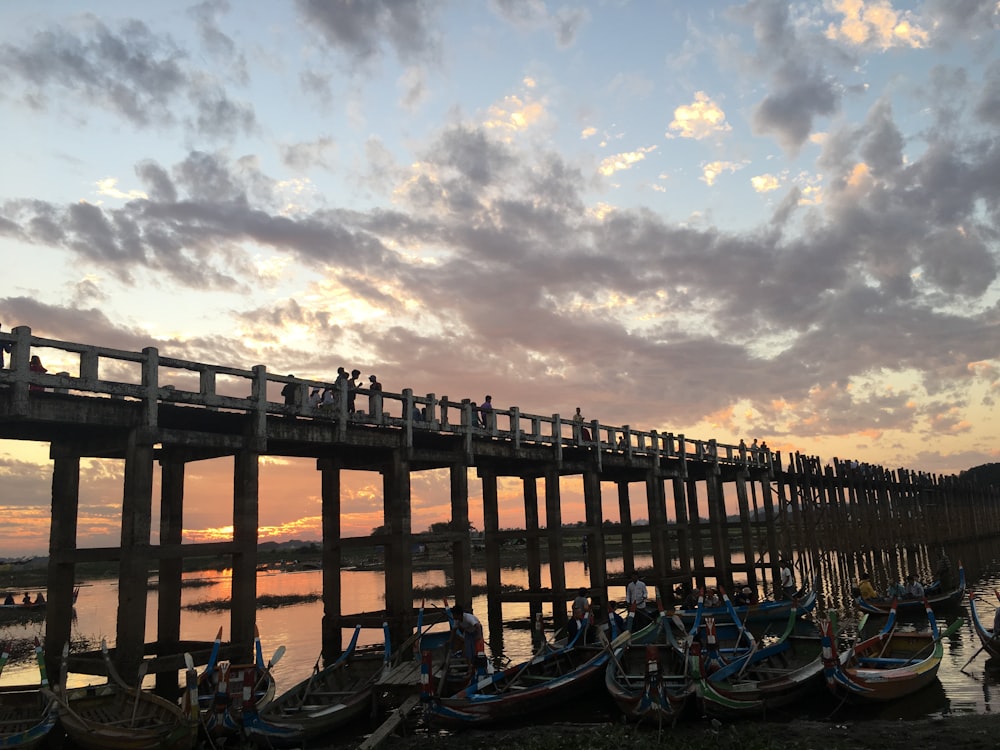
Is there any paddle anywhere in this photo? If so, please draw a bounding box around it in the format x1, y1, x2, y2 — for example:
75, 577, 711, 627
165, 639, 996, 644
254, 645, 286, 695
129, 660, 149, 727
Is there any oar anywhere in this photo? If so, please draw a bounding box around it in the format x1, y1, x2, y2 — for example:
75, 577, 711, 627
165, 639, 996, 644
960, 641, 992, 673
129, 660, 149, 727
254, 645, 286, 695
900, 617, 964, 668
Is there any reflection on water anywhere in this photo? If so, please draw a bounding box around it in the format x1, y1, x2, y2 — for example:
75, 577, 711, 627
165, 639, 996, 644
1, 557, 999, 721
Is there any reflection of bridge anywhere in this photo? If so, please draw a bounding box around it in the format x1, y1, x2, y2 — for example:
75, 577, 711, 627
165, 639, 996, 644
1, 325, 997, 690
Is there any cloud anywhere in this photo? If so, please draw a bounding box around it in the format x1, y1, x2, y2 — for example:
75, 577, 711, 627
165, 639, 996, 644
0, 14, 255, 140
825, 0, 929, 50
597, 147, 657, 177
667, 92, 731, 140
295, 0, 442, 69
702, 160, 748, 186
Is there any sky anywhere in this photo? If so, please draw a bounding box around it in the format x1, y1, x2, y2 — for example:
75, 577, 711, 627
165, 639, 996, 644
1, 0, 999, 557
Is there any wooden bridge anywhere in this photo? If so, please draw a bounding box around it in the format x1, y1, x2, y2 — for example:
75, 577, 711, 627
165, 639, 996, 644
0, 325, 997, 690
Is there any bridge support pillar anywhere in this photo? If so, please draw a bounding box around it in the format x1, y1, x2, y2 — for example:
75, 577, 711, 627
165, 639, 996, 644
582, 470, 606, 615
45, 452, 80, 681
449, 463, 471, 610
231, 449, 259, 657
117, 428, 155, 683
319, 457, 343, 659
544, 468, 567, 628
383, 450, 413, 647
523, 477, 543, 642
155, 453, 185, 696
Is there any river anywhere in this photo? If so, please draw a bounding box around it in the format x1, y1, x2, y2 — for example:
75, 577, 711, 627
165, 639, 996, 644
1, 557, 999, 721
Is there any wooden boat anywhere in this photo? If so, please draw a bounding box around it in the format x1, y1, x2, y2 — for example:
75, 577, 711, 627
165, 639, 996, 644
246, 624, 394, 748
967, 591, 1000, 660
855, 564, 966, 615
45, 640, 199, 750
424, 616, 615, 728
0, 589, 80, 623
605, 617, 693, 725
692, 609, 827, 718
820, 599, 962, 703
194, 626, 279, 741
0, 639, 58, 749
669, 577, 819, 626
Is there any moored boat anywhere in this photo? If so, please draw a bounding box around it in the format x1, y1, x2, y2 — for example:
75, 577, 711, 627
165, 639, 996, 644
820, 599, 961, 704
247, 623, 394, 748
692, 610, 826, 718
0, 589, 80, 623
45, 640, 199, 750
669, 577, 819, 626
855, 565, 966, 616
967, 591, 1000, 661
194, 626, 279, 741
424, 616, 615, 728
0, 639, 58, 749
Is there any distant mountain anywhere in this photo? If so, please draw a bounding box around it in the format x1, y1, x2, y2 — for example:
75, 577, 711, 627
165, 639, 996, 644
960, 463, 1000, 487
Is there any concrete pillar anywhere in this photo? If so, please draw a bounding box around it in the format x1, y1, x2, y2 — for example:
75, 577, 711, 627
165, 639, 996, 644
231, 449, 259, 656
45, 453, 80, 681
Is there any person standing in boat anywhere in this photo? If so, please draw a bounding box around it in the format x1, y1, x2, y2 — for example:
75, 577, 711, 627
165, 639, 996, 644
625, 571, 649, 618
450, 604, 486, 676
2, 593, 13, 605
779, 560, 796, 600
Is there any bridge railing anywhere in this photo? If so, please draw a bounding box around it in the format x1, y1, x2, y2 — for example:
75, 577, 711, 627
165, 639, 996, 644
0, 326, 772, 470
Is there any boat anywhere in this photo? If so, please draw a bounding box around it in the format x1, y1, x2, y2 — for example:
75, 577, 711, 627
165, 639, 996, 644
967, 591, 1000, 660
194, 626, 279, 741
45, 640, 199, 750
0, 589, 80, 623
669, 577, 819, 626
424, 615, 616, 728
820, 599, 962, 703
691, 609, 827, 718
0, 639, 58, 749
855, 564, 966, 616
604, 611, 694, 725
246, 623, 394, 748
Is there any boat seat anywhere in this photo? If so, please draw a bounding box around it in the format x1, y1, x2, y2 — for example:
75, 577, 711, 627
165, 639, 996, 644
855, 657, 916, 667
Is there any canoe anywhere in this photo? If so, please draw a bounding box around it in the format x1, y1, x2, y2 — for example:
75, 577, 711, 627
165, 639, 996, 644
692, 609, 826, 718
247, 624, 394, 748
194, 626, 278, 741
425, 617, 613, 728
967, 592, 1000, 660
45, 641, 199, 750
669, 577, 819, 626
0, 589, 80, 623
820, 599, 961, 703
855, 565, 966, 616
0, 639, 58, 749
605, 641, 692, 725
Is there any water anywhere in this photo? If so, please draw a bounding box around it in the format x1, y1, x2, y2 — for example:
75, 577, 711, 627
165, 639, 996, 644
1, 558, 999, 721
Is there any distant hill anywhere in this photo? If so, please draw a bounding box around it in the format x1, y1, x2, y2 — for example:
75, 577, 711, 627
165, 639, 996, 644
960, 463, 1000, 487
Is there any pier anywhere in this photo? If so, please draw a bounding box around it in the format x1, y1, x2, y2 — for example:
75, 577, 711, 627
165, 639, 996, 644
0, 325, 997, 690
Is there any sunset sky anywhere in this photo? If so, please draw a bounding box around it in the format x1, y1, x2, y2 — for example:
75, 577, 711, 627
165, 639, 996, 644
1, 1, 999, 557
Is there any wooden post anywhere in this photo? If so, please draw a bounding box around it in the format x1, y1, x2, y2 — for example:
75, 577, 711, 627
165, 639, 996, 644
383, 450, 413, 646
582, 470, 606, 613
231, 449, 259, 656
617, 481, 635, 576
450, 463, 472, 610
544, 468, 567, 628
45, 452, 80, 682
319, 456, 343, 659
523, 477, 543, 629
481, 471, 503, 653
155, 452, 185, 696
117, 428, 155, 682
